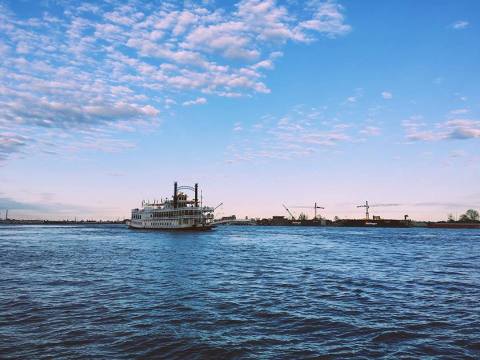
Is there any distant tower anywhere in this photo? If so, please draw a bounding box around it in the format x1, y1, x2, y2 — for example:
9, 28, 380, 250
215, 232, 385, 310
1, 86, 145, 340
5, 209, 8, 220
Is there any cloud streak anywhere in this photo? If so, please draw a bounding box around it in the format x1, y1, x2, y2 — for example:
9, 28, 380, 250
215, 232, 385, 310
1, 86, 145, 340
381, 91, 392, 99
227, 105, 354, 162
450, 20, 469, 30
0, 133, 30, 162
403, 116, 480, 142
182, 97, 207, 106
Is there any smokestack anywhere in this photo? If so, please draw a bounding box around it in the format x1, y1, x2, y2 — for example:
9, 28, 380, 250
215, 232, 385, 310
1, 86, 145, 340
194, 183, 198, 207
173, 181, 178, 209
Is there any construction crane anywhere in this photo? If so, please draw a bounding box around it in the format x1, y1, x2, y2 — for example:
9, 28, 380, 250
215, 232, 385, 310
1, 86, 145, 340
289, 202, 325, 219
282, 204, 296, 220
356, 201, 400, 220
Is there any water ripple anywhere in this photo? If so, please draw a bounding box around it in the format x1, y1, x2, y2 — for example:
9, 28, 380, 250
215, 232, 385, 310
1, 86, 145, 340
0, 225, 479, 358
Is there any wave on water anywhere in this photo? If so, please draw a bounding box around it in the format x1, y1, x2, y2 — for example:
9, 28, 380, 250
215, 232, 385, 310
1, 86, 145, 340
0, 225, 479, 358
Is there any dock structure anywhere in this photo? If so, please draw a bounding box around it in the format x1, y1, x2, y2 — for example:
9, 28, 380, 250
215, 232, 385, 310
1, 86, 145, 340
256, 216, 327, 226
212, 218, 256, 226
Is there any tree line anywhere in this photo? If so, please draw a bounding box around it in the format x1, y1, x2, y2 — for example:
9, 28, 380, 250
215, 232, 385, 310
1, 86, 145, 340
448, 209, 480, 223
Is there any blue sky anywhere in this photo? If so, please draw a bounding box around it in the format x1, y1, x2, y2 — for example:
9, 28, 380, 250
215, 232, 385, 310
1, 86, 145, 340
0, 0, 479, 221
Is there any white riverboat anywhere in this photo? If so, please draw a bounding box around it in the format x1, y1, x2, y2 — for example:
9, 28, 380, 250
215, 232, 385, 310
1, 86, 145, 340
128, 182, 215, 231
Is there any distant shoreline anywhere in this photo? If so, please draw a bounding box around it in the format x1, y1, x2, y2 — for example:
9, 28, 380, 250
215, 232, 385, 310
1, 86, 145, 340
0, 220, 127, 225
1, 219, 479, 229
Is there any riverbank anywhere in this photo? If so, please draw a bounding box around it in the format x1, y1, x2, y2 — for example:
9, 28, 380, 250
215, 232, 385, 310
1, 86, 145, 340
0, 219, 127, 225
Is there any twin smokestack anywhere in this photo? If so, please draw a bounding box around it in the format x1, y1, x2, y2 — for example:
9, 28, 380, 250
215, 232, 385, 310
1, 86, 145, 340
173, 182, 198, 208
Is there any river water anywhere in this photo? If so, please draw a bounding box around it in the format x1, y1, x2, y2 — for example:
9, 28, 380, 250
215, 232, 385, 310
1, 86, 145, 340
1, 225, 479, 359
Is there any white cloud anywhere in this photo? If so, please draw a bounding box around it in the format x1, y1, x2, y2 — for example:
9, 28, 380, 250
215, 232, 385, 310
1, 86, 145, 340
164, 98, 177, 108
299, 1, 352, 38
403, 115, 480, 142
16, 42, 30, 54
226, 105, 352, 162
344, 88, 363, 104
445, 119, 480, 139
449, 108, 469, 115
450, 20, 469, 30
182, 97, 207, 106
0, 133, 30, 161
402, 116, 438, 141
381, 91, 392, 99
233, 122, 243, 131
0, 0, 351, 161
360, 126, 381, 136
